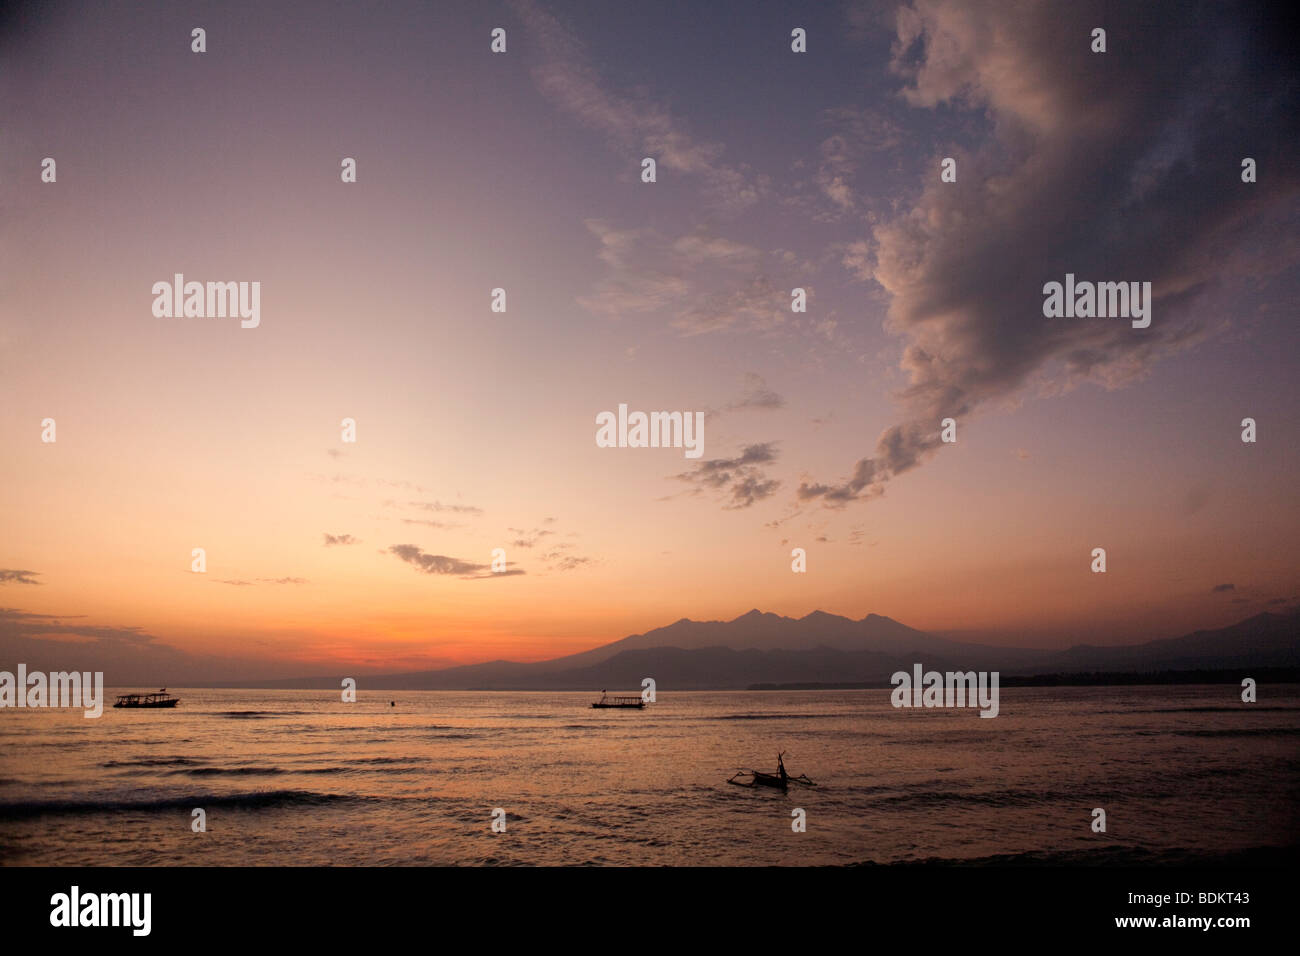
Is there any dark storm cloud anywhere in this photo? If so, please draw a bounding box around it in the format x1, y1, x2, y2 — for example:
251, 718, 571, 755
803, 0, 1300, 505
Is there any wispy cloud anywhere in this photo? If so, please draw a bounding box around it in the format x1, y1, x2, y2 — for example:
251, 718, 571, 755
512, 0, 766, 213
0, 569, 41, 585
674, 277, 791, 337
388, 545, 524, 579
578, 221, 794, 337
726, 373, 786, 411
817, 107, 902, 215
549, 554, 592, 572
507, 527, 556, 549
323, 533, 358, 546
406, 500, 484, 516
535, 541, 594, 573
676, 443, 782, 509
216, 577, 308, 586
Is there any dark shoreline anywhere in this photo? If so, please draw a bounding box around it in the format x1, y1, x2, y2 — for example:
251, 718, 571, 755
748, 667, 1300, 690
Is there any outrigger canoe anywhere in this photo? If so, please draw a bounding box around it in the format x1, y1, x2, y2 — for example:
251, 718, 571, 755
728, 751, 814, 791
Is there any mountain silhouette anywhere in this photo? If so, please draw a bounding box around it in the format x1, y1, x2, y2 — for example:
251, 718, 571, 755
211, 608, 1300, 690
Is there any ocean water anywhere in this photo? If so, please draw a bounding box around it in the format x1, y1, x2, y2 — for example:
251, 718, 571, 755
1, 686, 1297, 866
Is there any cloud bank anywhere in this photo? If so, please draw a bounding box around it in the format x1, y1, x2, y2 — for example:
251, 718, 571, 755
802, 0, 1300, 505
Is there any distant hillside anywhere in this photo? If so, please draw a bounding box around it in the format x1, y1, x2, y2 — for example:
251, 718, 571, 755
206, 608, 1300, 690
1048, 612, 1300, 671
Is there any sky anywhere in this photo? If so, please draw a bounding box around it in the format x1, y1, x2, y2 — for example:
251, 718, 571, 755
2, 0, 1298, 681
